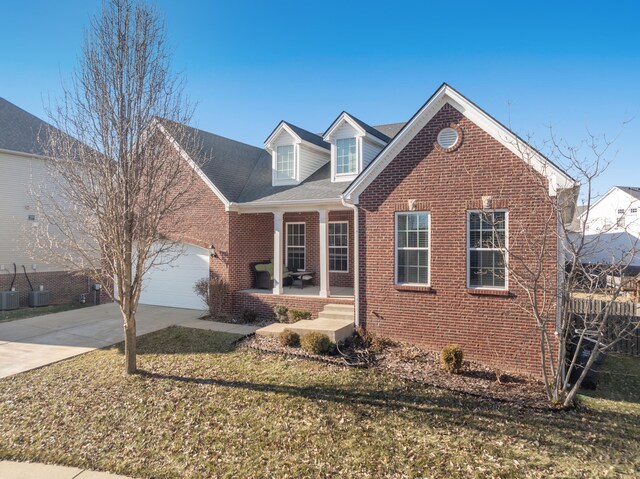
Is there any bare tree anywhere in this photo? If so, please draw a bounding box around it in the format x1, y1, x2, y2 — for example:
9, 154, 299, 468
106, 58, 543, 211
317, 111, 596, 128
33, 0, 202, 374
475, 127, 639, 407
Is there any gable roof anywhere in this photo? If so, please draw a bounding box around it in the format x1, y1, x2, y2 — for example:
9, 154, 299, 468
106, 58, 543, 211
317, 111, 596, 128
0, 97, 52, 156
265, 121, 330, 150
323, 112, 391, 143
618, 186, 640, 201
343, 83, 575, 202
159, 119, 267, 203
579, 186, 640, 218
372, 122, 406, 139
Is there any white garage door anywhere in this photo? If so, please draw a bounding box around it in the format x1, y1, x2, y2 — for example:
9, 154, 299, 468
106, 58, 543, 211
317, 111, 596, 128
139, 243, 210, 310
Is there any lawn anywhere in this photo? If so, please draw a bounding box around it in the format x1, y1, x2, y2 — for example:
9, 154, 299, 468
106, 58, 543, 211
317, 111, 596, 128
0, 302, 88, 323
0, 327, 638, 479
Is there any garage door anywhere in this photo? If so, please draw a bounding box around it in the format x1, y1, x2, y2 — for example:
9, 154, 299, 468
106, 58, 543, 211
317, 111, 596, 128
139, 243, 210, 310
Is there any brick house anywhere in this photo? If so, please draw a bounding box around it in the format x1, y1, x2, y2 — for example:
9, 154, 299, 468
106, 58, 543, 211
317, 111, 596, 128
146, 84, 575, 376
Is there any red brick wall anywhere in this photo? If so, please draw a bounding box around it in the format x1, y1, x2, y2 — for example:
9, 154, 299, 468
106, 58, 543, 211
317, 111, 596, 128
0, 270, 96, 306
234, 290, 353, 321
357, 103, 558, 377
228, 212, 274, 293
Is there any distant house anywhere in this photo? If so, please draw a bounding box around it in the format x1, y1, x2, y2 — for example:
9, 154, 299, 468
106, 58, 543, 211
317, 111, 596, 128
574, 186, 640, 269
0, 98, 93, 306
145, 83, 575, 377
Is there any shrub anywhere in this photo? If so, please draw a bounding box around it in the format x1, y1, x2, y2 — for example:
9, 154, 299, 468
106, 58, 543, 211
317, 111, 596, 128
287, 308, 312, 322
440, 344, 464, 373
300, 332, 332, 355
273, 305, 289, 323
354, 327, 391, 353
194, 277, 229, 319
241, 309, 258, 323
278, 329, 300, 347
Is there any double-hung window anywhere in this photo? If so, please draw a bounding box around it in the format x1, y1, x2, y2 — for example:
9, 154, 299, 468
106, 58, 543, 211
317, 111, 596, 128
286, 223, 305, 271
395, 212, 430, 285
336, 138, 357, 175
276, 145, 295, 180
329, 222, 348, 272
468, 211, 507, 289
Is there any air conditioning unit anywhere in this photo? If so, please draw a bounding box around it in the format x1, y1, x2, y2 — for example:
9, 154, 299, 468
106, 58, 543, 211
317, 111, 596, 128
0, 291, 20, 311
29, 290, 49, 307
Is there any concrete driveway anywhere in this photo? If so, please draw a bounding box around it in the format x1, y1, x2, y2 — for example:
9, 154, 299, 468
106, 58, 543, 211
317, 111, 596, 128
0, 303, 256, 378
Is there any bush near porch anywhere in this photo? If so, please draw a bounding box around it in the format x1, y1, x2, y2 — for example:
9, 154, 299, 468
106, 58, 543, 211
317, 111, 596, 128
0, 327, 637, 478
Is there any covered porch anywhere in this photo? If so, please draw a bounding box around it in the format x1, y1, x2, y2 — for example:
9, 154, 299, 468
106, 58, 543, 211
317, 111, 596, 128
234, 204, 356, 299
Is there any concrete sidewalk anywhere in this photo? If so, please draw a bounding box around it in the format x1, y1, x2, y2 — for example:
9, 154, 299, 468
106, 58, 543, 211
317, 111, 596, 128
0, 303, 257, 378
0, 460, 132, 478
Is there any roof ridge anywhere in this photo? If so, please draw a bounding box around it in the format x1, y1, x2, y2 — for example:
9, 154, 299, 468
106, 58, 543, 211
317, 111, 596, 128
158, 117, 265, 153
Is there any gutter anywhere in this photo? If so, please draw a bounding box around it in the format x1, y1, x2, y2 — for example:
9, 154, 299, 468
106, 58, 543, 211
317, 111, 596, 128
341, 195, 360, 327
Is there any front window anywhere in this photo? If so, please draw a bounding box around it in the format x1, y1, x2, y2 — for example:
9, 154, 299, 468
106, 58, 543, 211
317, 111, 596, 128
276, 145, 295, 180
395, 212, 430, 285
286, 223, 305, 271
336, 138, 357, 175
329, 222, 348, 272
468, 211, 507, 289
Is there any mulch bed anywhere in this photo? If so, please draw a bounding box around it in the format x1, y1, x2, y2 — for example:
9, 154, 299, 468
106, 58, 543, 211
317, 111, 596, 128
242, 335, 552, 410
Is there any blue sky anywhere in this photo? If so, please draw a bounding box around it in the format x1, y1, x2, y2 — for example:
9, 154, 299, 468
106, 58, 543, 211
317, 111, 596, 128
1, 0, 638, 195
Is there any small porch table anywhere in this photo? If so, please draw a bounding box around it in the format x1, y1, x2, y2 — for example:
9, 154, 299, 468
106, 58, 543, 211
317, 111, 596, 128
289, 271, 315, 289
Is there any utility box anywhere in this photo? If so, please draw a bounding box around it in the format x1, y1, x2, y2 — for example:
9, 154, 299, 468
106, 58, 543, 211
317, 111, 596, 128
0, 291, 20, 311
29, 290, 49, 307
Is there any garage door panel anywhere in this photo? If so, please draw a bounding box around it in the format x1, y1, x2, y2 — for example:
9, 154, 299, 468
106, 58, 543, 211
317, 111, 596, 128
139, 243, 209, 310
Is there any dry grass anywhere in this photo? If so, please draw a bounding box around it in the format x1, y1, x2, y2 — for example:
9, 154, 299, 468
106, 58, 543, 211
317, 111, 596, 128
0, 326, 638, 478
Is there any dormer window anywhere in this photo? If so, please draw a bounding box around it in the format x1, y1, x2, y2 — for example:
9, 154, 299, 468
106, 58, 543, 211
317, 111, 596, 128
336, 138, 357, 175
276, 145, 295, 181
323, 112, 390, 183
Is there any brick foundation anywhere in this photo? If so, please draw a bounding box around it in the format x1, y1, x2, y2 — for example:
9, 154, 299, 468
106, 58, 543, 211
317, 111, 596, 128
233, 291, 354, 322
0, 270, 99, 307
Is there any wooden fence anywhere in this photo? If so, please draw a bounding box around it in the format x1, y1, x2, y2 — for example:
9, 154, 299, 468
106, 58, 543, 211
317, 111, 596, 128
569, 299, 640, 356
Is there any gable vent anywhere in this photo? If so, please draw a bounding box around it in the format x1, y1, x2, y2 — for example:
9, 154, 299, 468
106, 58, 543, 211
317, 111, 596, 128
437, 127, 459, 149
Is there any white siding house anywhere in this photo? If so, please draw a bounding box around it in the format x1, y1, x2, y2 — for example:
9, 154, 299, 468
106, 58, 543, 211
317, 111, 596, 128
577, 186, 640, 267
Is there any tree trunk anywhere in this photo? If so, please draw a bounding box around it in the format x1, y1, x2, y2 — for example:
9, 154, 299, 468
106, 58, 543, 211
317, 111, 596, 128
124, 313, 137, 374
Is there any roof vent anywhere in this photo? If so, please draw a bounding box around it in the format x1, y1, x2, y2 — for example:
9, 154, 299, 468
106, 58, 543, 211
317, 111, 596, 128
437, 127, 459, 150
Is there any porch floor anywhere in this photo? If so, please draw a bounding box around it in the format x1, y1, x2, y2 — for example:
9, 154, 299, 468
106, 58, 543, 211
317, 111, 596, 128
239, 286, 354, 299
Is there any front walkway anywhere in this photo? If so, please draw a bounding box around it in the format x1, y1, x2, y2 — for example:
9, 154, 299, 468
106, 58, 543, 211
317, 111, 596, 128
0, 303, 256, 378
0, 460, 131, 478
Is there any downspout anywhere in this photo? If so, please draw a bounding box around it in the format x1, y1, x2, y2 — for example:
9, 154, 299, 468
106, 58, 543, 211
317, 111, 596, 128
341, 195, 360, 327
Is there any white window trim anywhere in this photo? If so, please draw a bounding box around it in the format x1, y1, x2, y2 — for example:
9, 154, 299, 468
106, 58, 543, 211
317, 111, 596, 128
466, 209, 509, 291
335, 138, 358, 176
394, 211, 431, 286
329, 221, 349, 273
285, 222, 306, 271
273, 144, 298, 185
331, 136, 362, 182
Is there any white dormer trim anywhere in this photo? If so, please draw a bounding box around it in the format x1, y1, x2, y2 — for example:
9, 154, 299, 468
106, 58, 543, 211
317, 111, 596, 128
343, 84, 576, 203
265, 122, 330, 186
323, 113, 388, 183
266, 123, 301, 186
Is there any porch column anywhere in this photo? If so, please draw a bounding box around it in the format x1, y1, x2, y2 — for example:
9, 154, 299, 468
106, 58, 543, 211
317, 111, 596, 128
273, 210, 283, 295
318, 209, 330, 298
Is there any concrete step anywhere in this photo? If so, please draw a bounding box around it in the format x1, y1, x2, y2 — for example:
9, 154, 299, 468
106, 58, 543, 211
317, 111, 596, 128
317, 311, 354, 321
256, 318, 354, 343
323, 304, 355, 313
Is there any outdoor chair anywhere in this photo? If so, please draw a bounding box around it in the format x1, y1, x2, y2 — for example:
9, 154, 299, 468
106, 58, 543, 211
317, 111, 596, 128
251, 260, 292, 289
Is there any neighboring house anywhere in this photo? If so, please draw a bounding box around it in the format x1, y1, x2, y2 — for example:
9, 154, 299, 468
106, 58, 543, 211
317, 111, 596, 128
573, 186, 640, 268
0, 98, 94, 306
146, 84, 574, 376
